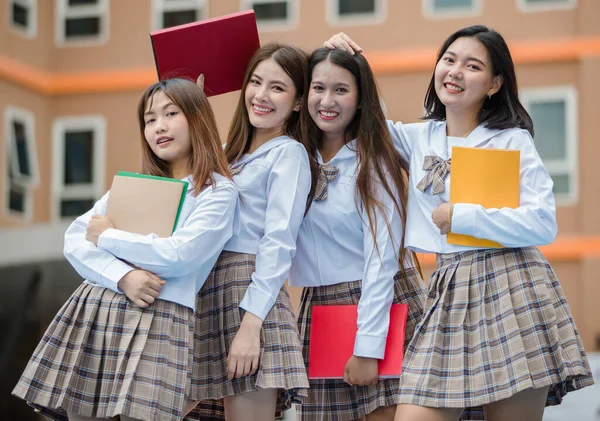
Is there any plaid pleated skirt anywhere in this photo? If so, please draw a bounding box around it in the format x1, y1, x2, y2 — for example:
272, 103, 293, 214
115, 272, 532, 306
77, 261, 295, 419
398, 247, 594, 419
296, 267, 426, 421
12, 283, 195, 421
187, 251, 309, 420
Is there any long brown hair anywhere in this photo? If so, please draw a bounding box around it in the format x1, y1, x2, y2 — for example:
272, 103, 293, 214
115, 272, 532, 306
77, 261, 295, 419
137, 78, 231, 195
224, 43, 311, 166
302, 48, 411, 267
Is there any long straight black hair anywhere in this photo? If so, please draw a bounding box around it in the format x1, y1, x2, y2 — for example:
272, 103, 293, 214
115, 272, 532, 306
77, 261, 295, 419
423, 25, 534, 136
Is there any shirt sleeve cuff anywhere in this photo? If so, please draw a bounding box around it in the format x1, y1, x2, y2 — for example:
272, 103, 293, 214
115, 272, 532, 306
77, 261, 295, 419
354, 333, 387, 359
450, 203, 478, 237
239, 284, 275, 321
101, 258, 134, 294
97, 228, 121, 255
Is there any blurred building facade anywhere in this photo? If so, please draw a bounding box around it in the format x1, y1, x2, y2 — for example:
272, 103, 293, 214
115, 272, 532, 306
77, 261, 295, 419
1, 0, 600, 417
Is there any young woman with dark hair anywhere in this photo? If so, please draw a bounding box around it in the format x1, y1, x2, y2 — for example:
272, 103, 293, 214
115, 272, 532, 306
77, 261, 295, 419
289, 47, 426, 421
326, 25, 594, 421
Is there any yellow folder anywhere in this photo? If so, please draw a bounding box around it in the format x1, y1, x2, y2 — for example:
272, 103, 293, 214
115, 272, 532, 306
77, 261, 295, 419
447, 147, 520, 248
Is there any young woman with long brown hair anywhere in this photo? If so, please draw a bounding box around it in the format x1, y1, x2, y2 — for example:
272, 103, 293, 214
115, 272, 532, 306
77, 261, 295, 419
287, 47, 426, 421
189, 44, 311, 421
12, 78, 238, 421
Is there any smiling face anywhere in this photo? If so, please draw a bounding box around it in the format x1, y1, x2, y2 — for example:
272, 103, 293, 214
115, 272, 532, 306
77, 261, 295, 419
434, 36, 502, 118
244, 58, 301, 137
143, 90, 191, 171
308, 59, 359, 142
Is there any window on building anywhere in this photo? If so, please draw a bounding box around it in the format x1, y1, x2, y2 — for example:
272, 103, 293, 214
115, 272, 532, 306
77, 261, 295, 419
242, 0, 297, 29
152, 0, 207, 30
4, 107, 39, 219
521, 86, 578, 204
53, 117, 106, 219
55, 0, 108, 45
327, 0, 385, 25
9, 0, 37, 38
424, 0, 481, 18
517, 0, 576, 12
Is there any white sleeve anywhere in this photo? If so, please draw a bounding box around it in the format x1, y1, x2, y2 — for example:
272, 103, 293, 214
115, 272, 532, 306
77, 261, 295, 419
354, 176, 402, 359
387, 119, 412, 161
451, 130, 557, 247
63, 192, 135, 294
239, 147, 311, 320
97, 182, 238, 278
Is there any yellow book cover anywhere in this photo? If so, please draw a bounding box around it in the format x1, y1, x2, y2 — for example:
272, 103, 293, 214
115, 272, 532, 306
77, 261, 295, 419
448, 147, 520, 248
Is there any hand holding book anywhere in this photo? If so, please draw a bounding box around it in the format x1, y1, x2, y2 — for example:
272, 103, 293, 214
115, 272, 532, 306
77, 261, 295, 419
86, 215, 115, 245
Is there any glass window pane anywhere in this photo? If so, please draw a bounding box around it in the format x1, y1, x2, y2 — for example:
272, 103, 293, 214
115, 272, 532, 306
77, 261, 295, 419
339, 0, 376, 15
551, 173, 570, 195
163, 10, 198, 28
253, 2, 288, 21
68, 0, 98, 6
64, 131, 93, 184
529, 100, 566, 161
61, 199, 95, 217
433, 0, 473, 10
9, 186, 25, 213
12, 3, 29, 27
65, 17, 100, 37
13, 122, 31, 177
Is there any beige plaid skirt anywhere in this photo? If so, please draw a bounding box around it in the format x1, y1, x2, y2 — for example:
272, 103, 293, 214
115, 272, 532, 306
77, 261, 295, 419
187, 251, 309, 420
398, 247, 595, 420
296, 267, 426, 421
12, 283, 195, 421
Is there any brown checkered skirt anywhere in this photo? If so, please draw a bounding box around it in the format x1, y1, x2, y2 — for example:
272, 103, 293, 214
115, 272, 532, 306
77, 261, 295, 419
187, 251, 309, 420
398, 247, 595, 420
12, 283, 195, 421
296, 267, 426, 421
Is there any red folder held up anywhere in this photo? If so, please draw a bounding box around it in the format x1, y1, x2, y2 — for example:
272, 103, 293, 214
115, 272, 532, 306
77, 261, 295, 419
308, 304, 408, 379
150, 10, 260, 97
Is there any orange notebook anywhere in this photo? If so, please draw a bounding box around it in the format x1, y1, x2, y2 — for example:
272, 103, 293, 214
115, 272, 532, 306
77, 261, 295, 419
448, 146, 521, 248
150, 10, 260, 97
308, 304, 408, 379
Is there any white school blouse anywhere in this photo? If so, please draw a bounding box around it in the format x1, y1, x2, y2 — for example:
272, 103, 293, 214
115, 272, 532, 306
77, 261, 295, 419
64, 173, 238, 311
387, 120, 557, 254
224, 136, 311, 321
288, 140, 408, 359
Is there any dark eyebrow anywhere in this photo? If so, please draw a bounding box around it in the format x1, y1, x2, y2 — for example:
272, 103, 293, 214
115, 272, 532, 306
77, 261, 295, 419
144, 101, 177, 116
311, 80, 351, 88
251, 73, 289, 88
445, 50, 487, 67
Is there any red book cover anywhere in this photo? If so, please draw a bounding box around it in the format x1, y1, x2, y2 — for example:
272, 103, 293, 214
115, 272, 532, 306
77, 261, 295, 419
308, 304, 408, 379
150, 10, 260, 97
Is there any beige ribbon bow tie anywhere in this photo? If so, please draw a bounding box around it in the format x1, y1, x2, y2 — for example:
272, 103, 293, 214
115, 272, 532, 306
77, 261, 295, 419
314, 164, 339, 201
416, 155, 451, 195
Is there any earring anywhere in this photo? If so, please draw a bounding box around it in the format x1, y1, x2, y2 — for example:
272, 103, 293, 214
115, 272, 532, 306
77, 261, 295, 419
488, 94, 492, 100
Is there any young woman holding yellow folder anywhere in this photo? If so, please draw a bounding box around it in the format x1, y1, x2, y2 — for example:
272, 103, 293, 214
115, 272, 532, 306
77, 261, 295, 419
327, 25, 594, 421
12, 78, 238, 421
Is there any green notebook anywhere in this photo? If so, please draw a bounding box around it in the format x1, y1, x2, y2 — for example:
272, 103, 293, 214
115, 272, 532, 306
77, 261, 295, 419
105, 171, 189, 237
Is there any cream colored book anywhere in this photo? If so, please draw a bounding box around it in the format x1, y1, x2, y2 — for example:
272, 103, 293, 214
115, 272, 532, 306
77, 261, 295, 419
105, 171, 188, 238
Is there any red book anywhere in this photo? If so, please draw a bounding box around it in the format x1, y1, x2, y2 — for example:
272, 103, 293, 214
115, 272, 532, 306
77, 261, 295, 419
150, 10, 260, 97
308, 304, 408, 379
